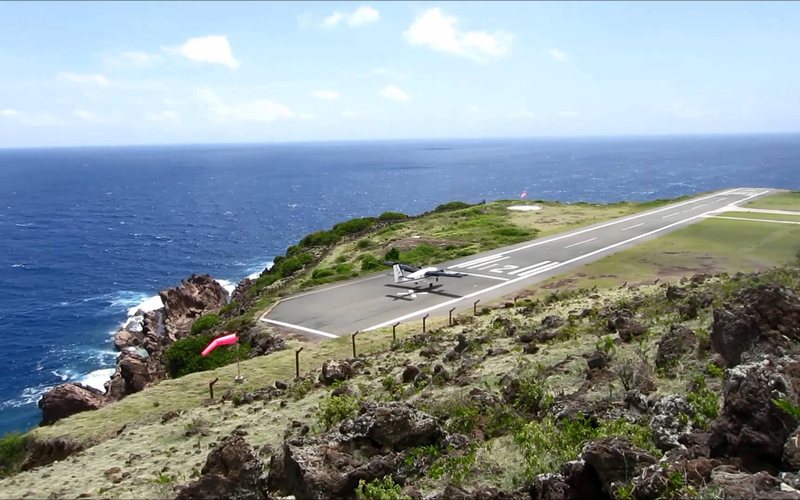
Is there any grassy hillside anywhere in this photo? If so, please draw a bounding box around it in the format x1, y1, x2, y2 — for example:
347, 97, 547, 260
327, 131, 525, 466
1, 191, 798, 499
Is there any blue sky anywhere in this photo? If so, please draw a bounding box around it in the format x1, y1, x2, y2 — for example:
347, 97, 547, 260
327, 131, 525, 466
1, 1, 799, 147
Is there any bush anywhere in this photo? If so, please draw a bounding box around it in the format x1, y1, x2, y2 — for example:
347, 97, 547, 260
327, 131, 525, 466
300, 230, 340, 248
332, 217, 376, 236
312, 268, 336, 279
165, 333, 248, 378
356, 239, 373, 249
385, 247, 400, 262
318, 395, 359, 430
687, 377, 720, 429
0, 431, 27, 477
378, 211, 408, 221
360, 254, 384, 272
190, 314, 220, 335
433, 201, 471, 213
356, 476, 409, 500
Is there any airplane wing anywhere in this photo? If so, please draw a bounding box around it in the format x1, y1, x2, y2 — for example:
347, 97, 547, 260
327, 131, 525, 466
423, 269, 466, 278
383, 261, 419, 272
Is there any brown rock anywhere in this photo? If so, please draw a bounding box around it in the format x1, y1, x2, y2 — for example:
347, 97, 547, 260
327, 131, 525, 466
655, 324, 697, 369
38, 383, 105, 425
581, 437, 657, 494
320, 359, 353, 385
175, 435, 265, 500
159, 274, 229, 339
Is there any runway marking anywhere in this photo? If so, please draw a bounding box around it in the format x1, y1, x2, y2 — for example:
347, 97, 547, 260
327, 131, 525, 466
518, 261, 562, 278
693, 204, 707, 209
564, 237, 596, 249
277, 273, 388, 302
261, 318, 339, 338
465, 255, 508, 269
508, 261, 552, 275
621, 223, 644, 231
707, 215, 800, 225
491, 264, 520, 274
475, 257, 510, 270
455, 272, 510, 281
662, 212, 681, 219
452, 254, 504, 268
363, 188, 769, 332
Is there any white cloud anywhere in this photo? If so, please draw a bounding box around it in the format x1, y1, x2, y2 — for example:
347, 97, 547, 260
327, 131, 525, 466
323, 5, 379, 29
669, 99, 709, 119
341, 110, 358, 119
74, 110, 102, 122
0, 109, 19, 117
311, 89, 341, 101
297, 112, 318, 121
0, 110, 61, 126
467, 105, 480, 114
403, 8, 512, 63
106, 51, 163, 68
195, 88, 294, 122
145, 110, 180, 123
348, 6, 379, 27
167, 35, 239, 69
370, 67, 390, 77
58, 72, 111, 86
548, 48, 568, 63
380, 85, 410, 102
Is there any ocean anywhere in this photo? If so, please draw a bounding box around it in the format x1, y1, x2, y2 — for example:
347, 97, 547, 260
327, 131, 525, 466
1, 135, 799, 435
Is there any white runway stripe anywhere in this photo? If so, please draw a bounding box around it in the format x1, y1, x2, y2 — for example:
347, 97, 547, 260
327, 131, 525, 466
662, 212, 681, 219
455, 272, 510, 281
621, 223, 644, 231
518, 261, 562, 278
508, 260, 552, 275
452, 254, 504, 268
466, 256, 508, 269
564, 237, 596, 249
475, 257, 510, 270
261, 318, 339, 338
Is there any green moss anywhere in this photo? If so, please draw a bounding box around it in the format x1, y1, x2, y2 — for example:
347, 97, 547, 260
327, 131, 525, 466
190, 313, 220, 335
0, 431, 28, 477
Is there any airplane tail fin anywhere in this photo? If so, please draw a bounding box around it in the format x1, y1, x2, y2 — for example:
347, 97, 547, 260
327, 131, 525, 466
392, 264, 404, 283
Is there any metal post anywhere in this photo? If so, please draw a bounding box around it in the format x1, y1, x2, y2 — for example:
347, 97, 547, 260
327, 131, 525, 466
473, 299, 480, 315
514, 296, 520, 304
392, 322, 399, 343
422, 314, 429, 333
209, 377, 219, 399
234, 343, 243, 383
352, 331, 359, 358
449, 307, 455, 326
295, 347, 304, 379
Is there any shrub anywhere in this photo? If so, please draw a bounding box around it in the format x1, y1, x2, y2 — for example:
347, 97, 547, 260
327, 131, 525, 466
356, 239, 373, 249
165, 333, 248, 378
312, 268, 336, 279
378, 211, 408, 221
333, 217, 376, 236
356, 476, 409, 500
687, 377, 720, 429
360, 254, 384, 272
511, 375, 554, 414
433, 201, 471, 213
385, 247, 400, 262
0, 431, 28, 477
318, 395, 359, 430
190, 314, 220, 335
300, 230, 340, 248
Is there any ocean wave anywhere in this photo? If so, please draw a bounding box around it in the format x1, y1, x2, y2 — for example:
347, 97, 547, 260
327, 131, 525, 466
78, 368, 115, 392
0, 384, 54, 410
15, 223, 34, 227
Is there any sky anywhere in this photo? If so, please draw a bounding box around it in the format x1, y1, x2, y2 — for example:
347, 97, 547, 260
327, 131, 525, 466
1, 1, 799, 148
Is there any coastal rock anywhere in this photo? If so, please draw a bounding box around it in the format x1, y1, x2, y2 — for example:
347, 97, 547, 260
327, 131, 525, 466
104, 352, 150, 403
709, 466, 800, 499
159, 274, 229, 339
650, 395, 694, 451
709, 357, 800, 471
238, 327, 286, 358
112, 327, 141, 351
711, 283, 800, 367
655, 324, 697, 369
38, 383, 105, 425
175, 434, 265, 500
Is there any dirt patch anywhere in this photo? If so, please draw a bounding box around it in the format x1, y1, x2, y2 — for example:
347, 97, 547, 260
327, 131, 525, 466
541, 278, 579, 290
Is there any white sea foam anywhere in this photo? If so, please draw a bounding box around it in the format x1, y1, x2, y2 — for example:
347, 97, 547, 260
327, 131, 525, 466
507, 205, 543, 212
216, 279, 236, 296
126, 294, 164, 317
78, 368, 116, 392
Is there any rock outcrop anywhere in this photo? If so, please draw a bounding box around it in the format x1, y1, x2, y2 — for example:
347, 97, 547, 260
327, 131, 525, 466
160, 274, 229, 341
38, 383, 105, 425
175, 435, 265, 500
267, 402, 444, 499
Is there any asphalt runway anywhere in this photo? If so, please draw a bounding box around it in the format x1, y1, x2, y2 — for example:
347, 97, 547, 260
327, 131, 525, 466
262, 187, 771, 338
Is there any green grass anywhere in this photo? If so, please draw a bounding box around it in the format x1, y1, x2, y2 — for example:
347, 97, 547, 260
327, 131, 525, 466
744, 191, 800, 211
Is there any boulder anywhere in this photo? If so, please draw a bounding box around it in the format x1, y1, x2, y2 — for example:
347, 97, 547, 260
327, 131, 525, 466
606, 309, 634, 333
38, 383, 105, 425
709, 357, 800, 472
175, 435, 265, 500
711, 284, 800, 367
113, 327, 141, 351
402, 365, 421, 383
159, 274, 229, 339
541, 315, 565, 330
320, 360, 353, 385
650, 395, 694, 451
585, 351, 609, 371
618, 321, 648, 342
655, 324, 697, 370
430, 484, 529, 499
709, 466, 800, 499
104, 352, 151, 403
581, 437, 657, 494
340, 402, 444, 450
632, 457, 719, 499
784, 428, 800, 471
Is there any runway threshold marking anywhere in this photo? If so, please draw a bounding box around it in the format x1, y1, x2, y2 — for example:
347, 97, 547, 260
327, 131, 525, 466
518, 261, 562, 278
363, 188, 768, 332
261, 318, 339, 338
466, 256, 508, 269
456, 272, 510, 281
621, 223, 644, 231
508, 260, 552, 275
564, 237, 596, 249
453, 254, 504, 268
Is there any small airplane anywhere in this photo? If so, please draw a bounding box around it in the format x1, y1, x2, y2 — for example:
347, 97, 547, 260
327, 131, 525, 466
384, 261, 466, 288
